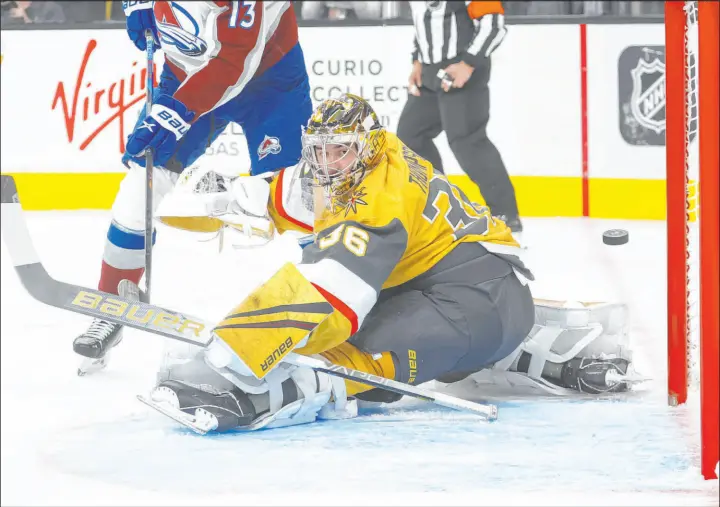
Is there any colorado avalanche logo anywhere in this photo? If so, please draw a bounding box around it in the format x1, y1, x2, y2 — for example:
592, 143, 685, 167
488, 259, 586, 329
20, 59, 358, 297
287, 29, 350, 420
258, 135, 282, 160
154, 2, 208, 57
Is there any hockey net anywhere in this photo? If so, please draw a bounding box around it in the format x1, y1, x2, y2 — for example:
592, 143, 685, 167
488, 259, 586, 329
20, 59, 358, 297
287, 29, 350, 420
665, 0, 719, 480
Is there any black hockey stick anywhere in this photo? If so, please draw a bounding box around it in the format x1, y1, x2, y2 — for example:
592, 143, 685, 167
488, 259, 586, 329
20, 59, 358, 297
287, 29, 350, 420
0, 175, 497, 421
143, 29, 155, 301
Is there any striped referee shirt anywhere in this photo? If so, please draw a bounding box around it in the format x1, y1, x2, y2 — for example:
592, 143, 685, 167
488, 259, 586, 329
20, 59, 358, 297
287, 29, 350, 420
410, 1, 507, 67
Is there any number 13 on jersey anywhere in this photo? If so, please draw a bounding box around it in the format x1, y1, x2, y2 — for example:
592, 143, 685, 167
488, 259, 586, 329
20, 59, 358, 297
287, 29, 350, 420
229, 0, 256, 29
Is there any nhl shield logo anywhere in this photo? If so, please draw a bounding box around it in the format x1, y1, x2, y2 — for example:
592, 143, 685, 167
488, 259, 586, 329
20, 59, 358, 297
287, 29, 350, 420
257, 135, 282, 160
629, 58, 666, 134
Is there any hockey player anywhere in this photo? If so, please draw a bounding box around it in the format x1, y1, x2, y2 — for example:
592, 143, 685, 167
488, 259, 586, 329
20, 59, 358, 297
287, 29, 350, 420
73, 1, 313, 373
142, 94, 640, 432
138, 93, 539, 431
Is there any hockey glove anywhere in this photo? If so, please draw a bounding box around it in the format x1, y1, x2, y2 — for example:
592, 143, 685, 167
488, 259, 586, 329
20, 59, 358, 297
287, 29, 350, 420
123, 1, 160, 51
125, 94, 195, 167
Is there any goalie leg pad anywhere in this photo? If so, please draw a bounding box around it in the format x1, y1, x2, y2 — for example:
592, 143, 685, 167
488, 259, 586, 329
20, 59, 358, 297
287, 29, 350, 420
255, 365, 357, 430
211, 262, 334, 379
480, 301, 643, 395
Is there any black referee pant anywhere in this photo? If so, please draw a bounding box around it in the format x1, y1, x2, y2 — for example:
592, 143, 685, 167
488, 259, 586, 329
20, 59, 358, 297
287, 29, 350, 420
397, 60, 519, 219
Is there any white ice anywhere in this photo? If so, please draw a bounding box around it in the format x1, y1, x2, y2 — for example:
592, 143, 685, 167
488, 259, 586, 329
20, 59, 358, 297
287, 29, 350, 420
1, 211, 718, 506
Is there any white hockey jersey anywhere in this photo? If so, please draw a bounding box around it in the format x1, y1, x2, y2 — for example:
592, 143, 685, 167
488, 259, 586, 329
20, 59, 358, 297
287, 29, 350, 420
152, 1, 298, 118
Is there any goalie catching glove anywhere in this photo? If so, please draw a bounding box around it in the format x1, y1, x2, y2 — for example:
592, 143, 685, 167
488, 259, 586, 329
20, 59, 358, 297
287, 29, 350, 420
155, 171, 276, 241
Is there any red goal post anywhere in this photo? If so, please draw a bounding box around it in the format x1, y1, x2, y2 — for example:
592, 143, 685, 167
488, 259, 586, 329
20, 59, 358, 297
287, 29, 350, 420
665, 0, 719, 481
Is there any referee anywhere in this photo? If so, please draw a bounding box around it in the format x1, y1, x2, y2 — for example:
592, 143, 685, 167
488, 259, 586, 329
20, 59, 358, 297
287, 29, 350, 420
397, 1, 522, 232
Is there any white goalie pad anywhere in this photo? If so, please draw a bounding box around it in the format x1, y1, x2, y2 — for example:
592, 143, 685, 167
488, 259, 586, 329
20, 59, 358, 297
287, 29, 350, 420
501, 300, 632, 372
258, 363, 358, 430
469, 300, 635, 396
155, 344, 356, 431
207, 359, 357, 430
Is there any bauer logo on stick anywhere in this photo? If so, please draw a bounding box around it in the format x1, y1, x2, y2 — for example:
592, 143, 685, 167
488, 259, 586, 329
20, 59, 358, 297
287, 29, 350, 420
70, 290, 206, 337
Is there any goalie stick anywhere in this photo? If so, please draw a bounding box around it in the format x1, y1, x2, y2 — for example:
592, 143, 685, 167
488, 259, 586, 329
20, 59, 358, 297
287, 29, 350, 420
0, 175, 497, 423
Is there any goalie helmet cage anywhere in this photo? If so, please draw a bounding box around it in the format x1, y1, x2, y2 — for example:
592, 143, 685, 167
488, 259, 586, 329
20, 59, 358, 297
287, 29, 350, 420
665, 0, 719, 481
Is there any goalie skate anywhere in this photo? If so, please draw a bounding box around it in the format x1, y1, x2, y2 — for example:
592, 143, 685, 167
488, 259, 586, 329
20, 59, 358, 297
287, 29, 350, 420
558, 357, 645, 394
138, 389, 324, 434
139, 379, 259, 434
137, 391, 219, 435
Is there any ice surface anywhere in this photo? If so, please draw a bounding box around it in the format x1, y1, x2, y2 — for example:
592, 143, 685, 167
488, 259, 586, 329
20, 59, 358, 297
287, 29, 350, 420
1, 212, 718, 506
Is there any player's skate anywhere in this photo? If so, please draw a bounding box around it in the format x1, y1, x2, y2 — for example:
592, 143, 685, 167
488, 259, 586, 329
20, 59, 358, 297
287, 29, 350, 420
74, 279, 138, 376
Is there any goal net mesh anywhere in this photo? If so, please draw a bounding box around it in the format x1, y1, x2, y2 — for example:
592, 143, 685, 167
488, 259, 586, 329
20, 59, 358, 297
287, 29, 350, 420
684, 0, 700, 391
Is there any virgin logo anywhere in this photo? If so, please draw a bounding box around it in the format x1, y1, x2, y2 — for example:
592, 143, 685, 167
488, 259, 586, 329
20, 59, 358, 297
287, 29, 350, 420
52, 40, 158, 154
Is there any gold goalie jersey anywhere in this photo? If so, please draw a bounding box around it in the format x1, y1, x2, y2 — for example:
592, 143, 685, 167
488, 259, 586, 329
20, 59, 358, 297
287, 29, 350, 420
213, 132, 529, 380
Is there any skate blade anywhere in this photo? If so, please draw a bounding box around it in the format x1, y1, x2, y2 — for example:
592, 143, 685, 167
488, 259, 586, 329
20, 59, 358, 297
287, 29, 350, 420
232, 399, 310, 432
77, 355, 109, 376
606, 369, 652, 387
137, 394, 218, 435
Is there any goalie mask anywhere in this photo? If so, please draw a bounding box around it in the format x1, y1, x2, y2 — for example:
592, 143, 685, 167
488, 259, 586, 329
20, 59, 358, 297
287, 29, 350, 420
301, 94, 386, 207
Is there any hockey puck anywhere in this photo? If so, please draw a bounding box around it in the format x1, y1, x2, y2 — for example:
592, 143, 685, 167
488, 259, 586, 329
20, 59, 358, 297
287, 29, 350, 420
603, 229, 629, 245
